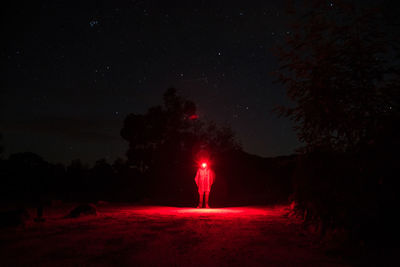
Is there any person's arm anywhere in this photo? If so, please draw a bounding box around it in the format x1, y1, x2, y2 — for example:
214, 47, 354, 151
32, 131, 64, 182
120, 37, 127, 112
194, 169, 199, 186
210, 169, 215, 185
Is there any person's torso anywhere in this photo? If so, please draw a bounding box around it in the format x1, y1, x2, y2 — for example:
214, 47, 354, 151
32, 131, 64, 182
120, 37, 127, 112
199, 169, 209, 179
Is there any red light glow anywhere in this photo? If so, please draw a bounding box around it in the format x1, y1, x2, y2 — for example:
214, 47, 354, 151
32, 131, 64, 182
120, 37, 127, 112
189, 114, 199, 120
114, 206, 284, 217
197, 159, 210, 169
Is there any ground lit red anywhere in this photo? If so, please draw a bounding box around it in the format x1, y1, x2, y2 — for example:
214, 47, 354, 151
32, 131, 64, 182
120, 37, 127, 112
113, 206, 286, 218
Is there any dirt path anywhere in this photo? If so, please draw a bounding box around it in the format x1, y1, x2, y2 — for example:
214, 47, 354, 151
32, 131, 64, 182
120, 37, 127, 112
0, 205, 348, 266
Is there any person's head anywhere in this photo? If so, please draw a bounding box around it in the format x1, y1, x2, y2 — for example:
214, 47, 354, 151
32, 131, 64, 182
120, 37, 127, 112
201, 162, 207, 169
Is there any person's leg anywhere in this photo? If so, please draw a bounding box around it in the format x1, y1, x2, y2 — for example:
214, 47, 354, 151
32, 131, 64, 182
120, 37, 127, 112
197, 191, 204, 208
205, 191, 210, 208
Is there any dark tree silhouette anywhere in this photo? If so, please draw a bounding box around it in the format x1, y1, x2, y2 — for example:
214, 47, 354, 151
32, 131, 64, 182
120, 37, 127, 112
275, 0, 399, 152
1, 152, 50, 203
121, 88, 240, 167
0, 133, 4, 157
65, 159, 90, 201
90, 158, 114, 200
120, 88, 241, 204
274, 1, 400, 255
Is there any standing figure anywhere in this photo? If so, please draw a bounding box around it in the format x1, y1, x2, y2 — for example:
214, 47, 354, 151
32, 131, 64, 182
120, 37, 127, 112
195, 162, 215, 208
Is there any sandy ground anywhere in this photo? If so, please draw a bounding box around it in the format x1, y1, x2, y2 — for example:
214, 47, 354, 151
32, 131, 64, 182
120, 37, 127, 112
0, 204, 348, 266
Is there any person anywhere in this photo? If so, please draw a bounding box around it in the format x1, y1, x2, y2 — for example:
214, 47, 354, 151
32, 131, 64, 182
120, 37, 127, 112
194, 162, 215, 208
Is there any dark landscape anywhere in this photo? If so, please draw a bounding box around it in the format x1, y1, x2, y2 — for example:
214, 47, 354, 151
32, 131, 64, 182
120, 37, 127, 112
1, 0, 399, 266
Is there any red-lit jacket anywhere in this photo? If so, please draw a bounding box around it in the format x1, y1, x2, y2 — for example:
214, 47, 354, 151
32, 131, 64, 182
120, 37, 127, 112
195, 168, 215, 192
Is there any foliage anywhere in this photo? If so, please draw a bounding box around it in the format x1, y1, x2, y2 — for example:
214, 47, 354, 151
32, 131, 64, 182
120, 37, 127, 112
275, 1, 400, 254
2, 90, 293, 206
0, 133, 3, 156
120, 88, 241, 202
120, 88, 240, 173
275, 0, 399, 152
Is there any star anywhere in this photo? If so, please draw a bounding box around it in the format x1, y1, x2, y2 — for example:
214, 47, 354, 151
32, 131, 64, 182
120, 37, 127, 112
89, 20, 99, 27
2, 0, 304, 163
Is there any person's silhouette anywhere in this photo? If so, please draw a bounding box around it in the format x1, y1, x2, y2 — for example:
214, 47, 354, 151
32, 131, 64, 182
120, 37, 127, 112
195, 162, 215, 208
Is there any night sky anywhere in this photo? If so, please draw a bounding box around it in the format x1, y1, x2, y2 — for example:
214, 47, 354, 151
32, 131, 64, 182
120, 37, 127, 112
2, 0, 322, 164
